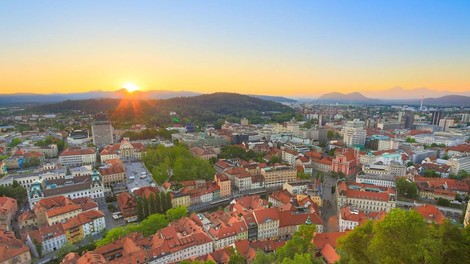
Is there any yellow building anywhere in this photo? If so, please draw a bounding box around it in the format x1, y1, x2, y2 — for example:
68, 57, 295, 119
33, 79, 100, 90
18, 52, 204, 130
170, 193, 190, 208
62, 218, 84, 243
46, 204, 82, 226
215, 174, 231, 197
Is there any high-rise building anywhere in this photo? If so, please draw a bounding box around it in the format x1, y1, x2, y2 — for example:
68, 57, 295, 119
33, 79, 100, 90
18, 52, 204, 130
341, 119, 366, 147
431, 110, 443, 126
403, 111, 415, 129
91, 121, 114, 148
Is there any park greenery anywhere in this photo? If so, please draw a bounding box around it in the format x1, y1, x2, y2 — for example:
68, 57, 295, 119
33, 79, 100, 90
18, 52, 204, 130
96, 206, 187, 246
0, 180, 28, 205
337, 209, 470, 264
143, 145, 215, 185
219, 145, 265, 162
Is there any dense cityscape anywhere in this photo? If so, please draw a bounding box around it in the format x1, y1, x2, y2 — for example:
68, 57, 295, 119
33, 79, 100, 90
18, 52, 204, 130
0, 96, 469, 263
2, 1, 470, 263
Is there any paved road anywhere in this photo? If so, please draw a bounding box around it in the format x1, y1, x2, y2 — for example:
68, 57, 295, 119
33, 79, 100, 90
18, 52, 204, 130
124, 161, 157, 193
320, 173, 339, 232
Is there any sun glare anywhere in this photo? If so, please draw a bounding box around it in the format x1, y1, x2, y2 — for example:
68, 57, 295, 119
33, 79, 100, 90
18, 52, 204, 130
123, 82, 140, 93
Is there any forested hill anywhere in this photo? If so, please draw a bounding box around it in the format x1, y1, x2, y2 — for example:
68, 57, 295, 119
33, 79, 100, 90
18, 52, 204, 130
26, 93, 296, 126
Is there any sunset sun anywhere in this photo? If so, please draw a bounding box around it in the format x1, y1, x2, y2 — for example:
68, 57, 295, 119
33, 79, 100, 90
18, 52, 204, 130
123, 82, 140, 93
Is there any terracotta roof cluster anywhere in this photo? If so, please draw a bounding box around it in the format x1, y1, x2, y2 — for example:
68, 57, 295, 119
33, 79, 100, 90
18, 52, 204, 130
419, 162, 451, 174
60, 147, 96, 156
339, 206, 386, 226
230, 195, 268, 216
190, 146, 216, 157
338, 182, 396, 202
0, 230, 30, 263
99, 159, 125, 175
100, 140, 145, 156
414, 205, 446, 224
117, 192, 137, 217
0, 196, 17, 215
414, 176, 469, 193
313, 231, 348, 263
62, 210, 105, 231
445, 143, 470, 154
27, 223, 65, 243
133, 186, 159, 199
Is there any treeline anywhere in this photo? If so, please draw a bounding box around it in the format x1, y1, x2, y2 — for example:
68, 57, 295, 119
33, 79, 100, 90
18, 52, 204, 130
0, 181, 27, 205
337, 208, 470, 263
28, 93, 296, 127
143, 145, 215, 185
219, 145, 265, 162
122, 128, 174, 141
136, 192, 172, 221
96, 206, 187, 246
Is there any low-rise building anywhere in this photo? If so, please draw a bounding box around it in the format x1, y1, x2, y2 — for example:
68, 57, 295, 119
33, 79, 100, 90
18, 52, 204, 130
26, 223, 67, 256
100, 138, 145, 162
27, 170, 104, 208
0, 230, 31, 264
253, 208, 279, 240
336, 181, 397, 213
356, 174, 396, 188
0, 196, 18, 231
62, 210, 106, 243
98, 159, 126, 190
338, 206, 386, 232
59, 147, 97, 167
261, 165, 297, 188
116, 192, 137, 222
214, 174, 231, 197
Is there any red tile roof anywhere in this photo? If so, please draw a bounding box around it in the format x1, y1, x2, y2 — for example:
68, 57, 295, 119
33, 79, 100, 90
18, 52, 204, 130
0, 230, 30, 263
414, 205, 446, 224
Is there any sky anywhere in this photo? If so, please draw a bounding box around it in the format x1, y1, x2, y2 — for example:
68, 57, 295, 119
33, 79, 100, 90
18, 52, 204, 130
1, 0, 470, 97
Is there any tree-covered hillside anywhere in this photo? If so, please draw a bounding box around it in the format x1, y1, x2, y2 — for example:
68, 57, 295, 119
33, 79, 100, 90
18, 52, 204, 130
26, 93, 296, 127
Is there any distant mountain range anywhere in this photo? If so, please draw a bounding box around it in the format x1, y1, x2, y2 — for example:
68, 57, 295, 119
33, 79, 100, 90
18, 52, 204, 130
316, 92, 470, 106
0, 90, 295, 105
361, 86, 470, 100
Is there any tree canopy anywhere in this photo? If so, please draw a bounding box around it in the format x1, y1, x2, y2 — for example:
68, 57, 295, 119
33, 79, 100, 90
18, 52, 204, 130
96, 206, 187, 246
337, 208, 470, 264
143, 145, 215, 185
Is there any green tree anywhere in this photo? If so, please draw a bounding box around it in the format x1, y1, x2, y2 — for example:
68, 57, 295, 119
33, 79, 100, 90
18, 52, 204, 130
148, 193, 157, 215
55, 242, 75, 261
396, 177, 418, 199
142, 197, 150, 218
338, 209, 435, 264
138, 213, 169, 236
137, 198, 145, 221
337, 220, 374, 264
276, 224, 318, 263
33, 239, 42, 257
9, 138, 22, 147
228, 252, 246, 264
252, 250, 275, 264
155, 192, 163, 213
406, 137, 416, 143
437, 198, 451, 207
166, 206, 187, 222
0, 181, 28, 205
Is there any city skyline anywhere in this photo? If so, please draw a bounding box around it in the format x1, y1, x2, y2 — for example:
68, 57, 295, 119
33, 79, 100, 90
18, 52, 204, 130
1, 1, 470, 96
